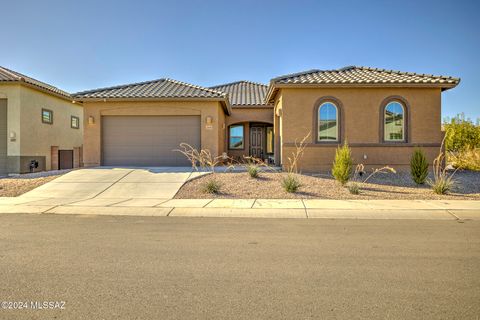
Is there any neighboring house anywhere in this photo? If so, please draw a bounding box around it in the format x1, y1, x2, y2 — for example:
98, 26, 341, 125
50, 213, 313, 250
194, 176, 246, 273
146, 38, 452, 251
0, 67, 83, 175
72, 66, 459, 171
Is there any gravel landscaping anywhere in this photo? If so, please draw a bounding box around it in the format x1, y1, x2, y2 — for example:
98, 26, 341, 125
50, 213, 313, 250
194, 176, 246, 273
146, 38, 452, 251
175, 170, 480, 200
0, 174, 63, 197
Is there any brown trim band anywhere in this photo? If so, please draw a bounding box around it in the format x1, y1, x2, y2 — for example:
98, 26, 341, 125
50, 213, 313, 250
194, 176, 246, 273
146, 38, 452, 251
283, 142, 441, 148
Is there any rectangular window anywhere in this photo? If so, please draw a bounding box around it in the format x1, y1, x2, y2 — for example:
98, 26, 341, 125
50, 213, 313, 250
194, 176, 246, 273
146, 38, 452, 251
71, 116, 80, 129
266, 127, 274, 154
42, 109, 53, 124
229, 125, 244, 149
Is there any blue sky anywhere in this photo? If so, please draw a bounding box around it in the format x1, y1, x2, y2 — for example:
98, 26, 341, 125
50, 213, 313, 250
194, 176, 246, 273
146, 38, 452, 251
1, 0, 478, 120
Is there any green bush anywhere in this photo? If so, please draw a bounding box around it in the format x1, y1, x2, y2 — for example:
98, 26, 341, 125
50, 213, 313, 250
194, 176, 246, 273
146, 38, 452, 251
282, 174, 301, 193
202, 178, 222, 194
247, 164, 259, 178
444, 116, 480, 152
410, 148, 429, 184
332, 141, 353, 185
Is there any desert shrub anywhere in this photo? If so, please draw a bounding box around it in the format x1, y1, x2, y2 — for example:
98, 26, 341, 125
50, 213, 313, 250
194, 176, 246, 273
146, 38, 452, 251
242, 156, 274, 178
348, 163, 396, 195
427, 140, 457, 195
332, 141, 353, 185
429, 176, 455, 195
247, 164, 259, 178
347, 182, 360, 195
410, 148, 429, 184
279, 132, 310, 193
448, 148, 480, 171
285, 133, 310, 174
202, 178, 222, 194
175, 143, 222, 172
282, 174, 301, 193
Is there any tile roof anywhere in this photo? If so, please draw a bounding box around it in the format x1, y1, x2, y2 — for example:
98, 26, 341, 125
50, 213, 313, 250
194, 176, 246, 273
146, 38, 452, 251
73, 78, 227, 100
210, 80, 270, 106
267, 66, 460, 102
271, 66, 460, 86
0, 66, 71, 99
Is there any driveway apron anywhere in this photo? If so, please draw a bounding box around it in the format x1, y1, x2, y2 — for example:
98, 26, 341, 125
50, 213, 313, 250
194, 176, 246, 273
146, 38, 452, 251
18, 167, 202, 204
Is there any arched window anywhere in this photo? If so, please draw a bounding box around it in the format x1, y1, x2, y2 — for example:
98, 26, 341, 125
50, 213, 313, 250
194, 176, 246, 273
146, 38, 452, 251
384, 101, 405, 141
318, 102, 338, 141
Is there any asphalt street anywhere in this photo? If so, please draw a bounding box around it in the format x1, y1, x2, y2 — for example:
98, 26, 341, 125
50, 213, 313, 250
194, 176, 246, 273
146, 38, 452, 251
0, 213, 478, 319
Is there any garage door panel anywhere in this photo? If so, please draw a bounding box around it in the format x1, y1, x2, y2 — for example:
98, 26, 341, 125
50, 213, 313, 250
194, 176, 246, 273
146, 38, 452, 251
102, 116, 200, 166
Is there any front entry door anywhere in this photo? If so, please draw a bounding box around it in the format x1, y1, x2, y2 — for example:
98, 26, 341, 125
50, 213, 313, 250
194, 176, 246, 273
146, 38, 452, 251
250, 127, 264, 159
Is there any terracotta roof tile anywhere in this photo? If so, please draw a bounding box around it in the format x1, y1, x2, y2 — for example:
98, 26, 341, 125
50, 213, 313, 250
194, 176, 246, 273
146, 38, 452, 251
73, 78, 227, 99
271, 66, 460, 86
266, 66, 460, 103
210, 80, 270, 106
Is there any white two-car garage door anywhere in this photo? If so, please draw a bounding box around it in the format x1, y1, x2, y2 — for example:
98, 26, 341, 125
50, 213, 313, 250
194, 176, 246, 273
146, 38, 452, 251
102, 116, 201, 167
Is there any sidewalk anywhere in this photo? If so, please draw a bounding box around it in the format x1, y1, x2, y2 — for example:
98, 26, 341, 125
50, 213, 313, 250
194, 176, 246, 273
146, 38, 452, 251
0, 197, 479, 220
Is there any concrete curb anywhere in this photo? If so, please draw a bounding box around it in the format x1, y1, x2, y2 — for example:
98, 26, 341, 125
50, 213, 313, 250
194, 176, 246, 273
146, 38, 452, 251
0, 198, 479, 219
0, 202, 479, 220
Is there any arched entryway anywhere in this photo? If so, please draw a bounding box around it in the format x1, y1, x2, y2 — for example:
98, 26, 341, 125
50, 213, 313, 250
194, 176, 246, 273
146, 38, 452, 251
227, 121, 274, 163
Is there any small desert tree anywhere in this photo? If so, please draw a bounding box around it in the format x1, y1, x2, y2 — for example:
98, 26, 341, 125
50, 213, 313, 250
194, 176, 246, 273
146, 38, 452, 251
427, 138, 458, 195
410, 148, 429, 185
175, 143, 224, 194
332, 141, 353, 185
281, 132, 310, 193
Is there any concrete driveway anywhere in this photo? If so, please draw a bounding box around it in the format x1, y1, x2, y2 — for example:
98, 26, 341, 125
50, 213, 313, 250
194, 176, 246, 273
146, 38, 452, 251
19, 167, 206, 203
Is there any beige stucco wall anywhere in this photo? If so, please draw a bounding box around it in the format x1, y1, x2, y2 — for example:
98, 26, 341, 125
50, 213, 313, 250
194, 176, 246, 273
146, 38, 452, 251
0, 84, 83, 172
82, 100, 225, 167
277, 87, 443, 171
19, 86, 83, 170
0, 84, 21, 158
225, 107, 273, 126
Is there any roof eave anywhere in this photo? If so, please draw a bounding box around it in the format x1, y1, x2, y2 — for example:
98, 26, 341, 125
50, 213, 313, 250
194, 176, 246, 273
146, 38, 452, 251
222, 99, 232, 116
441, 78, 461, 91
264, 82, 277, 104
0, 80, 73, 102
71, 96, 232, 115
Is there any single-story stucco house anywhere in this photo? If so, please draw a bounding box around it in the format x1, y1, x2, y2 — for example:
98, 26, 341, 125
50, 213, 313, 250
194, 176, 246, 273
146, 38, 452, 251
0, 67, 83, 175
73, 66, 459, 171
